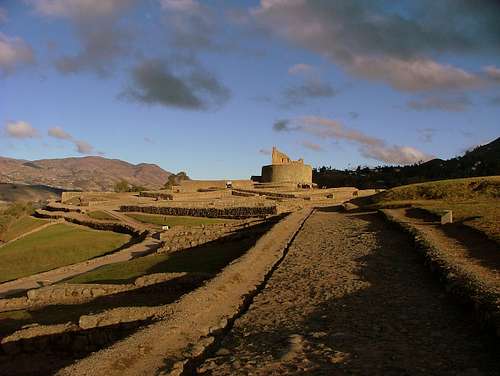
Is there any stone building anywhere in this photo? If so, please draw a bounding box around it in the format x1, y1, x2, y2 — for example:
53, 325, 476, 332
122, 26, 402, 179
257, 147, 313, 187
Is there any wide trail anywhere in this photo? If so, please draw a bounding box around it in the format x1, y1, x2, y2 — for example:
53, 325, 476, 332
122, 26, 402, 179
198, 210, 499, 375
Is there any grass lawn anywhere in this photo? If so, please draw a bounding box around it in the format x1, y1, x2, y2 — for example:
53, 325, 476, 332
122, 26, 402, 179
0, 224, 130, 283
87, 210, 116, 221
0, 215, 48, 242
66, 231, 259, 284
126, 213, 230, 228
360, 176, 500, 244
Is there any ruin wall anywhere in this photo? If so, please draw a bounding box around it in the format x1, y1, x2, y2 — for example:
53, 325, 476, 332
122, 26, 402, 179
261, 163, 312, 185
120, 205, 276, 219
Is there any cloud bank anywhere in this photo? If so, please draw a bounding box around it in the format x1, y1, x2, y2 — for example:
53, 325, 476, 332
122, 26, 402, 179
30, 0, 137, 76
254, 0, 500, 91
274, 116, 433, 165
121, 58, 230, 110
0, 33, 35, 75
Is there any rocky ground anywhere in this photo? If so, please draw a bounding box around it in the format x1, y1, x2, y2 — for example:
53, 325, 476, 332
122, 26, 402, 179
197, 210, 499, 375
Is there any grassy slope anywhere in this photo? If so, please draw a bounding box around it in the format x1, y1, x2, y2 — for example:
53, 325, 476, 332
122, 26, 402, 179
126, 213, 230, 227
0, 224, 130, 283
0, 216, 48, 242
66, 234, 255, 284
363, 176, 500, 243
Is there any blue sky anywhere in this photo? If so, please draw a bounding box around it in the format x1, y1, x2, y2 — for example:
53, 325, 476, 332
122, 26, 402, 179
1, 0, 499, 179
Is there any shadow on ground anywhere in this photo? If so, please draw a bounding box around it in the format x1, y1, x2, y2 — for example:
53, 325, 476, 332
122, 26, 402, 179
0, 216, 285, 376
200, 211, 500, 376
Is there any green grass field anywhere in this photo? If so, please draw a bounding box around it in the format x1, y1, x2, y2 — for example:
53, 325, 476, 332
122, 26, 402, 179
126, 213, 230, 227
0, 215, 48, 242
66, 233, 256, 284
87, 210, 116, 221
0, 224, 130, 283
361, 176, 500, 243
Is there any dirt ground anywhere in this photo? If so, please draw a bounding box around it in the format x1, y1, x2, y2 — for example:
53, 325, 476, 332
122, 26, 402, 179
197, 209, 499, 375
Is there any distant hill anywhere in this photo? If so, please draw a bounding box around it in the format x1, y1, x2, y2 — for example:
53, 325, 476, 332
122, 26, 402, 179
0, 156, 172, 191
314, 137, 500, 189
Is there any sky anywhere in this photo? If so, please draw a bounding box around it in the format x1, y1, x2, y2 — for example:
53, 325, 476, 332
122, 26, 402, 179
1, 0, 499, 179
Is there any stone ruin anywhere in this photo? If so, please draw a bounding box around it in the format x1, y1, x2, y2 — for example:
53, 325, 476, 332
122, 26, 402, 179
254, 147, 313, 188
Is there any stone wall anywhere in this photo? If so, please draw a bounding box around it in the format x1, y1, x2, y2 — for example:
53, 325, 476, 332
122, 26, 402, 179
176, 180, 254, 193
232, 188, 298, 199
34, 210, 146, 237
0, 273, 192, 313
119, 205, 277, 219
139, 191, 174, 200
261, 163, 312, 185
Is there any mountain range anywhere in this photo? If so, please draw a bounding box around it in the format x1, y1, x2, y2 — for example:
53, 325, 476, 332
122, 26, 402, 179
0, 156, 171, 191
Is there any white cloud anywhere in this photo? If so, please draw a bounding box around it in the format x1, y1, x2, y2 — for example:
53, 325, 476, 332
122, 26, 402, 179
5, 121, 38, 139
301, 140, 323, 151
48, 126, 95, 154
483, 65, 500, 81
349, 57, 482, 92
0, 33, 35, 74
406, 95, 471, 112
274, 116, 433, 165
160, 0, 201, 13
48, 126, 73, 140
74, 140, 94, 154
30, 0, 135, 19
288, 63, 313, 75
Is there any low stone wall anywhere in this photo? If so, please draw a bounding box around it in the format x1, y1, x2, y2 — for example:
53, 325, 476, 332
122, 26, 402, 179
119, 205, 277, 219
139, 191, 174, 200
34, 209, 146, 237
0, 273, 190, 313
232, 188, 297, 199
1, 321, 146, 355
380, 209, 500, 337
44, 203, 82, 213
231, 190, 257, 198
176, 180, 254, 193
0, 274, 211, 355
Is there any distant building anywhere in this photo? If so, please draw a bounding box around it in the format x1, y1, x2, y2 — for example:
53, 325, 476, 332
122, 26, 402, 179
256, 147, 313, 187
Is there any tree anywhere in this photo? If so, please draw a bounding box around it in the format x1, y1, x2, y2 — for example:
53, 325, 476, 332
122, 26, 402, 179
114, 179, 130, 192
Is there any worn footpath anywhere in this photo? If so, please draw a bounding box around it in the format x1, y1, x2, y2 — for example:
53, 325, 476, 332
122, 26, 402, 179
198, 210, 499, 375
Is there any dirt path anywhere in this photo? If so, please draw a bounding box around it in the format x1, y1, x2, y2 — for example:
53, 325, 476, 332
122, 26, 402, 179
102, 210, 149, 231
198, 210, 499, 375
0, 236, 162, 298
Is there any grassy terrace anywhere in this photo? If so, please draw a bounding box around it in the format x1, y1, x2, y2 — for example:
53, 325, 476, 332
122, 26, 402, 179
66, 237, 251, 284
87, 210, 116, 221
126, 213, 231, 228
360, 176, 500, 243
0, 223, 130, 283
66, 219, 275, 284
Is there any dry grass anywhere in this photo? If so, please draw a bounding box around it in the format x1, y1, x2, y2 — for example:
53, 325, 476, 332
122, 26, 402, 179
0, 215, 48, 242
362, 176, 500, 243
87, 210, 116, 221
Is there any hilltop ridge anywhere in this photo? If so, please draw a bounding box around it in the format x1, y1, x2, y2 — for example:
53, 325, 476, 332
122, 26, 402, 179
0, 156, 171, 191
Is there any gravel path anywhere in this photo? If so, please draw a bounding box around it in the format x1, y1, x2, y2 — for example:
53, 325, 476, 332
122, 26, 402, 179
198, 210, 499, 375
